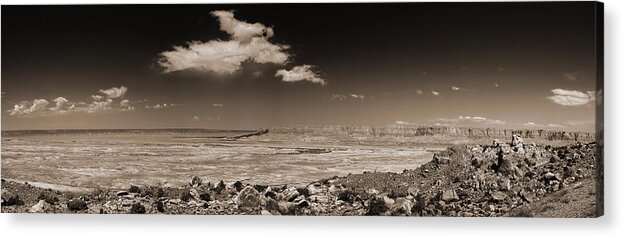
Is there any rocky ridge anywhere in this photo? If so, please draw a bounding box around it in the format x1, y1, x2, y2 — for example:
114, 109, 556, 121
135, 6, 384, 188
275, 125, 594, 141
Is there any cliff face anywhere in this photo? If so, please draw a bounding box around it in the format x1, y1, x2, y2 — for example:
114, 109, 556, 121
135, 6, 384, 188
274, 125, 594, 141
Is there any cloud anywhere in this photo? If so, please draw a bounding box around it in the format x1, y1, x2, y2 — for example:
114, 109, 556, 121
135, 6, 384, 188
29, 99, 50, 113
520, 121, 566, 129
91, 95, 104, 101
451, 86, 460, 91
547, 88, 595, 106
99, 86, 128, 99
193, 116, 201, 121
211, 10, 274, 43
431, 91, 440, 96
9, 102, 31, 116
51, 97, 69, 111
563, 72, 579, 81
7, 86, 134, 117
145, 103, 182, 109
416, 89, 423, 95
350, 94, 365, 99
433, 116, 506, 127
330, 93, 365, 101
120, 99, 130, 107
119, 99, 135, 111
275, 65, 326, 85
83, 99, 114, 113
212, 103, 224, 107
158, 10, 289, 74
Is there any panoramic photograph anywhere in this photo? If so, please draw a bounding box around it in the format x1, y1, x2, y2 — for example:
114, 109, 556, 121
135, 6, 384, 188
1, 2, 603, 217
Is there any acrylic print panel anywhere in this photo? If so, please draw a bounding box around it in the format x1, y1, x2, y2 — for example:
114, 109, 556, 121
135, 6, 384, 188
0, 2, 604, 217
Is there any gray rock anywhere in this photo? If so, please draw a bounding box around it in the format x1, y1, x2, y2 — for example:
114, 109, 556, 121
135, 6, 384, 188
236, 186, 261, 208
189, 188, 201, 202
264, 197, 280, 212
543, 172, 557, 180
280, 188, 300, 202
511, 134, 524, 147
29, 200, 51, 213
116, 191, 129, 196
67, 199, 88, 211
390, 198, 413, 216
2, 190, 23, 206
497, 153, 516, 176
490, 191, 508, 202
441, 189, 459, 202
433, 154, 452, 164
278, 202, 296, 215
407, 186, 419, 197
189, 176, 202, 188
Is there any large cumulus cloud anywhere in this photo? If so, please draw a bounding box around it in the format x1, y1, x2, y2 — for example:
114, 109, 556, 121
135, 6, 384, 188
158, 10, 289, 74
158, 10, 324, 86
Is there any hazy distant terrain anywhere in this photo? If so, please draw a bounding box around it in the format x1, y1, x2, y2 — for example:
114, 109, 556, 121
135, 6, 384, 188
1, 128, 433, 190
1, 126, 593, 190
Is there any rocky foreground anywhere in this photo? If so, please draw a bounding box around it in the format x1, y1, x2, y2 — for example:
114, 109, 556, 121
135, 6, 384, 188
1, 135, 600, 217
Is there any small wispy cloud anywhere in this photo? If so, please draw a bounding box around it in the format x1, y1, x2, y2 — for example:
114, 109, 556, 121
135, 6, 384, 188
431, 91, 440, 96
99, 86, 127, 99
432, 116, 505, 126
520, 121, 565, 129
563, 72, 579, 81
145, 103, 182, 109
212, 103, 224, 107
275, 65, 326, 85
330, 93, 365, 101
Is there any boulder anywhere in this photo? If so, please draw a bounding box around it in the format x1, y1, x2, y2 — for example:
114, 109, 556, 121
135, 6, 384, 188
67, 199, 88, 211
500, 144, 512, 154
189, 188, 202, 202
29, 200, 51, 213
441, 189, 459, 202
189, 176, 202, 188
279, 188, 300, 202
308, 194, 330, 204
511, 134, 524, 146
490, 191, 508, 202
306, 184, 322, 196
233, 181, 244, 192
128, 185, 141, 193
390, 198, 413, 216
543, 172, 558, 180
520, 191, 535, 203
497, 153, 516, 176
130, 203, 146, 214
433, 154, 452, 164
1, 190, 24, 206
236, 186, 261, 208
264, 197, 280, 212
278, 202, 297, 215
407, 186, 419, 197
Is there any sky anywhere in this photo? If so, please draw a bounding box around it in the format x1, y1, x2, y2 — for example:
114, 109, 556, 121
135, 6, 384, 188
1, 2, 601, 131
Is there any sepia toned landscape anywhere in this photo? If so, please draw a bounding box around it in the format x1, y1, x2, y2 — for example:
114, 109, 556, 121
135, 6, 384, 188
1, 126, 601, 217
1, 2, 603, 217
